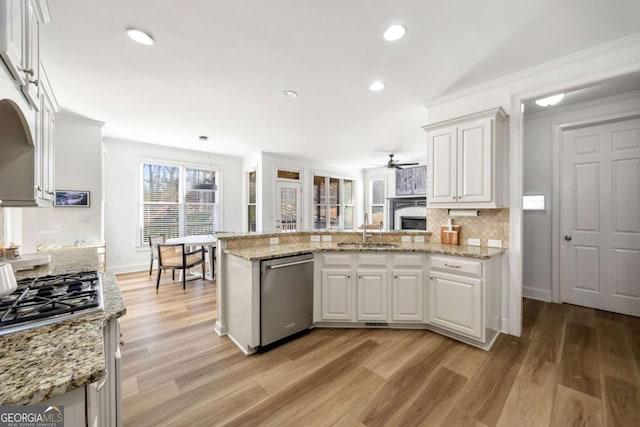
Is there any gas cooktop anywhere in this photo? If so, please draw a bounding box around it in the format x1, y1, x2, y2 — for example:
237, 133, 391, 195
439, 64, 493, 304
0, 271, 103, 335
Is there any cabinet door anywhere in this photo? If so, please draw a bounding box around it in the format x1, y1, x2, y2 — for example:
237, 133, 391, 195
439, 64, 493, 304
41, 87, 55, 201
321, 268, 353, 320
457, 118, 492, 202
427, 126, 457, 203
0, 0, 26, 85
20, 0, 39, 109
429, 271, 483, 340
356, 269, 387, 321
392, 269, 423, 322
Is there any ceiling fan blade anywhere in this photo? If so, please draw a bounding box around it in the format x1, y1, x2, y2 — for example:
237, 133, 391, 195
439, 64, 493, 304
396, 162, 420, 167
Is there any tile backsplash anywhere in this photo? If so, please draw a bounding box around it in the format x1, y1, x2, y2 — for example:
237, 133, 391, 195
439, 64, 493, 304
427, 208, 509, 248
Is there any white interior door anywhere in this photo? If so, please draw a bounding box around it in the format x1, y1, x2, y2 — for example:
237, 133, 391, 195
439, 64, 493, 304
275, 181, 301, 231
561, 118, 640, 316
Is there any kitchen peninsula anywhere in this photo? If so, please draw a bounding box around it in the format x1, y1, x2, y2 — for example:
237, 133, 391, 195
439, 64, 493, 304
216, 231, 504, 355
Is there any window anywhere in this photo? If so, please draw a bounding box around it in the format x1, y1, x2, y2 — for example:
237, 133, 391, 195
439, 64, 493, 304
141, 162, 219, 244
247, 171, 257, 232
370, 179, 385, 227
313, 174, 355, 230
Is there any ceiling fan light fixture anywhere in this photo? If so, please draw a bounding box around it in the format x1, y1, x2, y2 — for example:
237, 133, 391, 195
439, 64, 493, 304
369, 81, 386, 92
126, 28, 155, 46
383, 24, 407, 41
535, 93, 565, 107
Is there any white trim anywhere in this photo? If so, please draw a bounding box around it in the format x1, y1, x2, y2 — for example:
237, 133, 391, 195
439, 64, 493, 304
425, 33, 640, 108
523, 287, 552, 302
508, 95, 523, 337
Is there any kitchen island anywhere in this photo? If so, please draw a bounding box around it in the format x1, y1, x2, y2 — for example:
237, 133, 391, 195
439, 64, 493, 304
216, 231, 505, 355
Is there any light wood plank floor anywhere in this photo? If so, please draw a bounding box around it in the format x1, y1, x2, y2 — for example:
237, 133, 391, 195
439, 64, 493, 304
118, 271, 640, 426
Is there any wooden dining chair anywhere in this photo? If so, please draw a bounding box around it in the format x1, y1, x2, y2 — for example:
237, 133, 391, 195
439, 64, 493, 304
148, 235, 166, 275
155, 243, 206, 292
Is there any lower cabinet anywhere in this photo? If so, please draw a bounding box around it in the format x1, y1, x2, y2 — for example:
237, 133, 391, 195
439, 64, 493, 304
356, 269, 387, 321
321, 268, 354, 321
429, 271, 482, 339
391, 269, 424, 322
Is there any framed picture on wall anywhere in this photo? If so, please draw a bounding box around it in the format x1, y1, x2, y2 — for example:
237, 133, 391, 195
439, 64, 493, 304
395, 165, 426, 196
54, 190, 90, 207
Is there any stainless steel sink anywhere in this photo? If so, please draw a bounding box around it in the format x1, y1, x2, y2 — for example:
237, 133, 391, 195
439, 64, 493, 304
336, 242, 398, 250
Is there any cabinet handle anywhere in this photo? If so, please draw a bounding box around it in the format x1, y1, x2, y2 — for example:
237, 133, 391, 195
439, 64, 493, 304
47, 191, 54, 195
29, 79, 39, 87
358, 275, 362, 279
394, 275, 398, 278
451, 196, 456, 199
444, 263, 461, 269
36, 185, 41, 191
19, 68, 34, 76
429, 276, 434, 280
347, 275, 351, 278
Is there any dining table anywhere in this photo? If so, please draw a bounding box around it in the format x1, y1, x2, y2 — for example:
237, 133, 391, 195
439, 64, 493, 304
165, 234, 217, 280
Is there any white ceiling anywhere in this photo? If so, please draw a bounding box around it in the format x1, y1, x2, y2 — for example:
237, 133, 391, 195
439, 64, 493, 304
40, 0, 640, 169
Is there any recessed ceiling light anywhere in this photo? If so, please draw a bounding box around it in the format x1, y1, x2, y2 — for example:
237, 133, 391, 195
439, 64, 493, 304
535, 93, 565, 107
283, 90, 298, 98
383, 24, 407, 41
126, 28, 154, 46
369, 81, 386, 92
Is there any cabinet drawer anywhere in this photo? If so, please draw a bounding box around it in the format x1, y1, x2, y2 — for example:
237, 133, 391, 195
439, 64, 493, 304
357, 253, 388, 267
431, 256, 482, 277
392, 254, 425, 268
322, 253, 353, 267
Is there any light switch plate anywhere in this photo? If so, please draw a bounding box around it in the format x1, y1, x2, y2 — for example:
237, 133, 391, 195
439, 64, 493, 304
310, 235, 321, 242
401, 236, 412, 243
269, 237, 279, 245
468, 238, 481, 246
322, 235, 332, 242
414, 236, 425, 243
488, 239, 502, 248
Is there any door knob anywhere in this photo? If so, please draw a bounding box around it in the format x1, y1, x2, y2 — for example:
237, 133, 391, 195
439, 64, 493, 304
564, 235, 572, 241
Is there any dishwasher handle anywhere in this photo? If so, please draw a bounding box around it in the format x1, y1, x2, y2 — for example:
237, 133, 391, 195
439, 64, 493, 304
267, 259, 314, 269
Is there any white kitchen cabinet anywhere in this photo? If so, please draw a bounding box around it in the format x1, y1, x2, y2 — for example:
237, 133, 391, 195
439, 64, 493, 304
35, 63, 56, 202
429, 271, 483, 339
356, 268, 387, 321
424, 107, 508, 208
392, 269, 424, 322
0, 0, 46, 109
428, 254, 502, 347
321, 268, 354, 321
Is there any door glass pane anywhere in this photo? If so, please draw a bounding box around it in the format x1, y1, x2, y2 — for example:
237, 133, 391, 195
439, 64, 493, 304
372, 206, 384, 227
372, 180, 384, 204
344, 206, 353, 230
314, 205, 325, 229
313, 176, 326, 205
330, 206, 340, 229
248, 205, 256, 232
329, 178, 339, 204
280, 187, 297, 231
248, 171, 256, 204
343, 179, 353, 204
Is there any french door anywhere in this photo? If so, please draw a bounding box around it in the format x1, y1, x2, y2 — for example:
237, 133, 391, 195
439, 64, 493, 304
275, 181, 301, 232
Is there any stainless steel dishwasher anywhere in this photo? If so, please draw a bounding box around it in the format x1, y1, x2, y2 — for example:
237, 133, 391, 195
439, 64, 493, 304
259, 253, 314, 351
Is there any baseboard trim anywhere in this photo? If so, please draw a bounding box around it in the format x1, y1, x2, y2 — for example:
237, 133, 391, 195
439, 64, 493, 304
108, 263, 149, 275
523, 287, 552, 302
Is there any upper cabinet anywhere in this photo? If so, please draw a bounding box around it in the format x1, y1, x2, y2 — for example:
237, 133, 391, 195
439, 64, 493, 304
423, 108, 508, 208
0, 0, 47, 110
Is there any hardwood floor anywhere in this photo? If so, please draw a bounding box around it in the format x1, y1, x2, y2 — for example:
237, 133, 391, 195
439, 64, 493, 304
117, 271, 640, 426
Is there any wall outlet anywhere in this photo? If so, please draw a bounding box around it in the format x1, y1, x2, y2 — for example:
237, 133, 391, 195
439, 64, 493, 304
468, 238, 481, 246
414, 236, 425, 243
322, 235, 332, 242
310, 235, 321, 242
488, 239, 502, 248
269, 237, 279, 245
401, 236, 412, 243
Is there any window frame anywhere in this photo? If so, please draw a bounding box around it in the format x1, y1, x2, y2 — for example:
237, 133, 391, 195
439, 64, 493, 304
311, 172, 356, 230
369, 177, 386, 229
138, 159, 220, 246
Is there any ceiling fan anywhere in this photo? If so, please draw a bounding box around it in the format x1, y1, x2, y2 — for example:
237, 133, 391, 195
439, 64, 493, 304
386, 154, 419, 169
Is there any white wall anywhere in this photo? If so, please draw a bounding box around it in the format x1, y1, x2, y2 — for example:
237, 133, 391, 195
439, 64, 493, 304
257, 152, 363, 232
104, 138, 244, 273
523, 92, 640, 301
28, 113, 104, 249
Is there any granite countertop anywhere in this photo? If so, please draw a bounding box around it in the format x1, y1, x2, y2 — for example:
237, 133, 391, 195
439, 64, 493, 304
0, 272, 126, 405
217, 230, 432, 240
224, 242, 504, 261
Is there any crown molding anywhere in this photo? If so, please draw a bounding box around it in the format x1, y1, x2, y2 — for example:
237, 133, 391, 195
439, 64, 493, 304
424, 32, 640, 108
